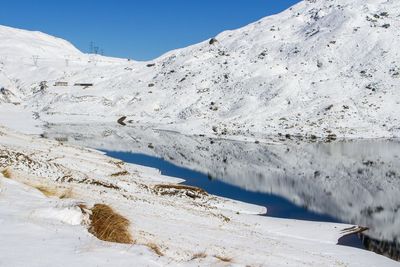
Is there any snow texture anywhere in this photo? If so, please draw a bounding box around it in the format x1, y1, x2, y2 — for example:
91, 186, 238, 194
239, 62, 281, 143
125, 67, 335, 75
0, 0, 399, 139
0, 126, 398, 266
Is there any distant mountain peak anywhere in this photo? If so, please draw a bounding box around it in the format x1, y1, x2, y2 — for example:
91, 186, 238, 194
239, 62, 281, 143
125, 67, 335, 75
1, 0, 399, 139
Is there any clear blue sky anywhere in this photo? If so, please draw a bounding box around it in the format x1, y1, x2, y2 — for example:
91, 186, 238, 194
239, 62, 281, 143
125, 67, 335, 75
0, 0, 301, 61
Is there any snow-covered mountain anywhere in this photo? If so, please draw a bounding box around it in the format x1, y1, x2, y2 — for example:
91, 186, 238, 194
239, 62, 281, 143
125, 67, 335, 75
1, 0, 400, 139
0, 24, 81, 58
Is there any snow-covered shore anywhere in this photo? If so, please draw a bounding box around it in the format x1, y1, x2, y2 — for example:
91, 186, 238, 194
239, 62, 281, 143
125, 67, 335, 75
1, 0, 400, 265
0, 125, 398, 266
42, 123, 400, 244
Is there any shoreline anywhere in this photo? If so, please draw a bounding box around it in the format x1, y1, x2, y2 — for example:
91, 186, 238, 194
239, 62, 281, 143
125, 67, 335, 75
1, 125, 398, 266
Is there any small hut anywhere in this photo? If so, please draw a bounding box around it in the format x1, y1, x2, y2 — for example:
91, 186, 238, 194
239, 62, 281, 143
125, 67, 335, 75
54, 81, 68, 86
74, 83, 94, 87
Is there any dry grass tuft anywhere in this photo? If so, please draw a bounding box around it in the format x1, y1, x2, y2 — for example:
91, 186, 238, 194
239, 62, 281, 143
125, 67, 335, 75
110, 170, 129, 177
59, 189, 72, 199
191, 252, 207, 260
35, 186, 56, 197
145, 242, 164, 256
154, 184, 207, 194
89, 204, 133, 244
153, 184, 208, 199
33, 185, 72, 199
88, 180, 121, 190
214, 255, 233, 263
1, 168, 12, 179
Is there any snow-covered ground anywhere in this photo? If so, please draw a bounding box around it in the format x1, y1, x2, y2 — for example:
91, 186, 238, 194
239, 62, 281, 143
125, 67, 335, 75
1, 0, 400, 139
42, 123, 400, 245
1, 0, 400, 265
0, 126, 398, 266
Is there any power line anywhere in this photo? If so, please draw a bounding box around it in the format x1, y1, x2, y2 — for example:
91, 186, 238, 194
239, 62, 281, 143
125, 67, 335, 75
89, 41, 94, 54
89, 41, 104, 56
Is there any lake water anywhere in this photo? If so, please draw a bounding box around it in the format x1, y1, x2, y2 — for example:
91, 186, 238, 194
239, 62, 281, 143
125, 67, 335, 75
105, 151, 339, 222
44, 125, 400, 261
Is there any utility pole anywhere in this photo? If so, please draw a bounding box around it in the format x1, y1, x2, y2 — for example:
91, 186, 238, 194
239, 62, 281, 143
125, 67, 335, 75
32, 55, 39, 66
89, 41, 94, 54
64, 55, 70, 67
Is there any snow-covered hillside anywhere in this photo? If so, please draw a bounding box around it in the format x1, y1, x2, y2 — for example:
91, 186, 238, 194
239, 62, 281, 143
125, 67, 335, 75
42, 124, 400, 244
0, 24, 81, 58
1, 0, 400, 138
1, 125, 399, 266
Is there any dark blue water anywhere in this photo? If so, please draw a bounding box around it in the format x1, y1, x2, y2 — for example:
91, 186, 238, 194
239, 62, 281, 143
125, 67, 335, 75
105, 151, 339, 223
105, 151, 368, 250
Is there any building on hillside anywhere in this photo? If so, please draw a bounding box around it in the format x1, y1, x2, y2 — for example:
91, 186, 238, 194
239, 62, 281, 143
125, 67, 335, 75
54, 82, 68, 86
74, 83, 94, 87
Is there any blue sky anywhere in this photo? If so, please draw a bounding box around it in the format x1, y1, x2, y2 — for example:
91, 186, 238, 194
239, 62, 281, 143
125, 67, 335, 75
0, 0, 301, 61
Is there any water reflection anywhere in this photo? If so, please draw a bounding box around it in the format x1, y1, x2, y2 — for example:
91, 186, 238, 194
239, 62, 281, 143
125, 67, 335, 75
361, 234, 400, 261
44, 124, 400, 260
104, 151, 339, 222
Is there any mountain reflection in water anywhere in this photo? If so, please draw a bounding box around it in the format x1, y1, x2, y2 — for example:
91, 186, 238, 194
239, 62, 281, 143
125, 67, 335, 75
44, 125, 400, 261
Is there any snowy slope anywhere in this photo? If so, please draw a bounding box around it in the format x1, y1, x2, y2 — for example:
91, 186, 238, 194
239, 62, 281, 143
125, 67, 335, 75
1, 125, 399, 266
0, 24, 81, 58
1, 0, 400, 139
42, 124, 400, 244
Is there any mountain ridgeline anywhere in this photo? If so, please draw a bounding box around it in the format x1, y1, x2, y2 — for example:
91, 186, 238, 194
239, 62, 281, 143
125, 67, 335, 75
0, 0, 399, 140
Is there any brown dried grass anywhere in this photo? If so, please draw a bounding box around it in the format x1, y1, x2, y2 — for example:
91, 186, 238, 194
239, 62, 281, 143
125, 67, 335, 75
34, 185, 72, 199
214, 255, 233, 262
1, 168, 12, 179
154, 184, 207, 194
153, 184, 208, 199
110, 170, 129, 177
35, 186, 57, 197
89, 204, 133, 244
145, 242, 164, 256
191, 252, 207, 260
